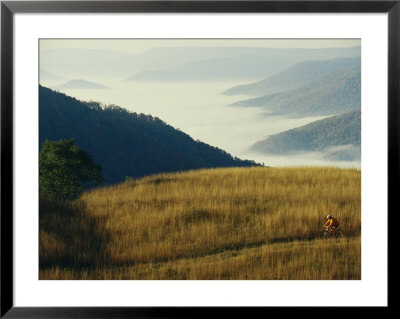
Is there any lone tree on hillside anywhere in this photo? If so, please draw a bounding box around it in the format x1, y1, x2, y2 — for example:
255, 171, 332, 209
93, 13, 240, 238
39, 138, 103, 201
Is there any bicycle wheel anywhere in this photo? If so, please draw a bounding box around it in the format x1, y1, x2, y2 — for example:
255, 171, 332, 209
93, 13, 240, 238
335, 229, 344, 238
320, 230, 330, 239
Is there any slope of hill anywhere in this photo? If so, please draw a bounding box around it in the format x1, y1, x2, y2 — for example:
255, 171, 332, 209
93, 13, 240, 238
56, 79, 108, 90
39, 86, 259, 184
232, 67, 361, 117
224, 57, 360, 96
40, 166, 361, 280
251, 110, 361, 160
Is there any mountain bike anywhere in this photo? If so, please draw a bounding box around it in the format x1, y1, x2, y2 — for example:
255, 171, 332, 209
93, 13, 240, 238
320, 227, 344, 239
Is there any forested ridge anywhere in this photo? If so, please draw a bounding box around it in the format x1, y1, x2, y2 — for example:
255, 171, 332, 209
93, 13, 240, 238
224, 57, 360, 96
39, 86, 259, 184
231, 67, 361, 118
251, 110, 361, 155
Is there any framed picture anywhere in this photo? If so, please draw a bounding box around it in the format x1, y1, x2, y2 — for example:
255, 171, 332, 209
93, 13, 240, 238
1, 0, 395, 317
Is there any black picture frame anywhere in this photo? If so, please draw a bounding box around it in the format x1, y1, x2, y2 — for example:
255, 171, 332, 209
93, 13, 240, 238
1, 0, 396, 317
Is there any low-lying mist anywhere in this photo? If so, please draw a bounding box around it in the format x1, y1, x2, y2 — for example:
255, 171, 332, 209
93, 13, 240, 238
41, 78, 361, 168
244, 146, 361, 169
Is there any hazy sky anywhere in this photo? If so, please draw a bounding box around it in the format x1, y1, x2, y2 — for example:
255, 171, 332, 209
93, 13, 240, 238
40, 39, 361, 53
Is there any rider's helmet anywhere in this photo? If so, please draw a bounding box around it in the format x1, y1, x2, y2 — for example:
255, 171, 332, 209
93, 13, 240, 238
327, 214, 332, 219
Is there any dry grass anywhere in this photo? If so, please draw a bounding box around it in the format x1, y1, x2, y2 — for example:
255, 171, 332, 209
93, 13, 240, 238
40, 166, 361, 280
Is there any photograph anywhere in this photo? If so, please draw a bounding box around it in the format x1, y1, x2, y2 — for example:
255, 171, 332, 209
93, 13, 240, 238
38, 38, 362, 280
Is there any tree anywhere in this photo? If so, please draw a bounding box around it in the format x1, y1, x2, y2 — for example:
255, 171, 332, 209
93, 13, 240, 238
39, 139, 103, 201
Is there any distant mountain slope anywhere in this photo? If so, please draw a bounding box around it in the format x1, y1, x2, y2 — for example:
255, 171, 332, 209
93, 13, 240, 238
224, 57, 360, 96
108, 45, 359, 82
125, 55, 288, 82
39, 86, 259, 184
41, 46, 361, 80
251, 110, 361, 160
232, 67, 361, 118
56, 79, 108, 90
125, 55, 360, 83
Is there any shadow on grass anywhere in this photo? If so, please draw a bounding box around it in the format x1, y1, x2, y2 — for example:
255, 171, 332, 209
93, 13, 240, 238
39, 197, 111, 271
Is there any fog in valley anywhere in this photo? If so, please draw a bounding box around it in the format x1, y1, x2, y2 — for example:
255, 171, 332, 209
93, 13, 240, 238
40, 39, 361, 169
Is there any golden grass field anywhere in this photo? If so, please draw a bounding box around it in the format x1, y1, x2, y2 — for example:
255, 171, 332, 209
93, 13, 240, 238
39, 166, 361, 280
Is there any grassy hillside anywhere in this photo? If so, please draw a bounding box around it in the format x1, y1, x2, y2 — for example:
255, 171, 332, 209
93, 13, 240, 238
251, 110, 361, 157
40, 166, 361, 280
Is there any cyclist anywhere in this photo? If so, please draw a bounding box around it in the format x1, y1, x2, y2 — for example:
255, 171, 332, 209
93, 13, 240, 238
324, 214, 339, 234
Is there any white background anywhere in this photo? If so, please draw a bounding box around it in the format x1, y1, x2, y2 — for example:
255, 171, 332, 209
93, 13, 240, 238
13, 13, 388, 306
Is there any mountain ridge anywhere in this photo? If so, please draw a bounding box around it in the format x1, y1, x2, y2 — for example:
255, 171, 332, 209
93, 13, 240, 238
41, 46, 361, 81
231, 66, 361, 118
250, 110, 361, 161
224, 57, 361, 96
56, 79, 108, 90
